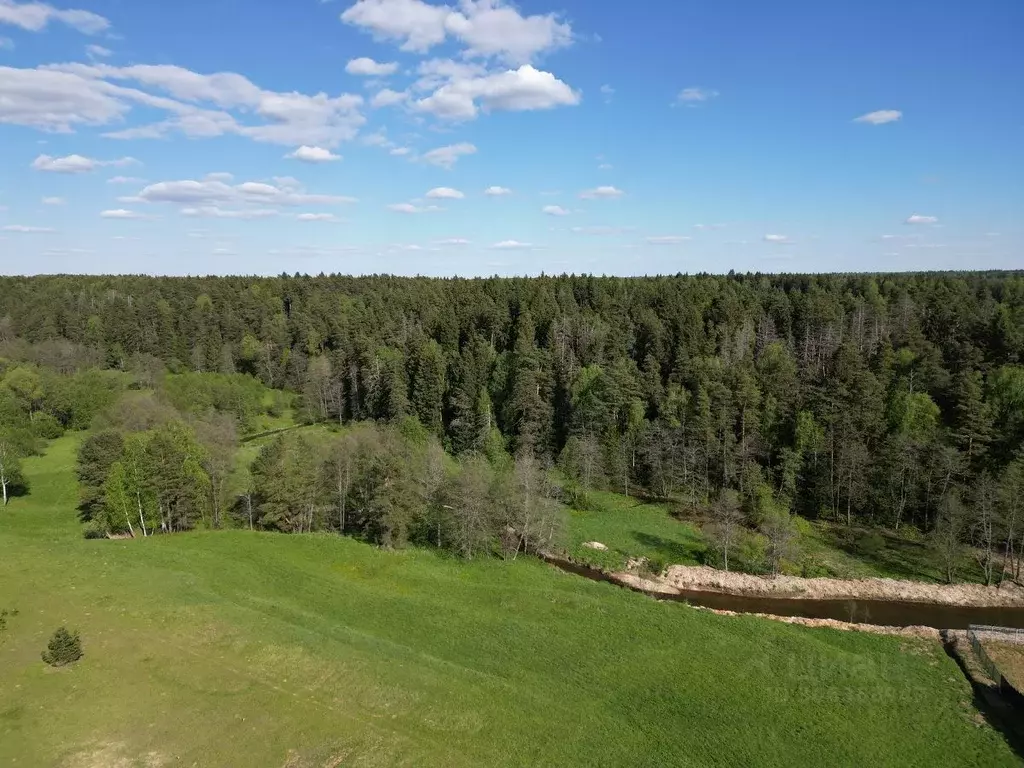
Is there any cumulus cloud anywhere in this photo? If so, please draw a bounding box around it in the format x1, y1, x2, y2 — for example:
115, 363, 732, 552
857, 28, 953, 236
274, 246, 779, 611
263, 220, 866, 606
490, 239, 532, 249
426, 186, 464, 199
3, 224, 53, 232
286, 145, 342, 163
41, 196, 63, 205
341, 0, 573, 64
135, 178, 356, 211
371, 88, 408, 108
389, 146, 411, 156
484, 185, 511, 196
436, 237, 470, 245
31, 153, 137, 173
579, 185, 623, 200
345, 57, 399, 76
296, 212, 339, 222
0, 0, 110, 35
85, 43, 111, 58
100, 209, 149, 219
412, 64, 578, 120
646, 235, 689, 245
763, 234, 791, 243
5, 62, 366, 147
905, 214, 938, 224
421, 141, 476, 168
854, 109, 902, 125
542, 205, 569, 216
677, 87, 718, 104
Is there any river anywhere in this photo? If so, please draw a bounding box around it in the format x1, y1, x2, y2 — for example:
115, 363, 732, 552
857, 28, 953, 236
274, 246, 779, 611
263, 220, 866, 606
549, 558, 1024, 630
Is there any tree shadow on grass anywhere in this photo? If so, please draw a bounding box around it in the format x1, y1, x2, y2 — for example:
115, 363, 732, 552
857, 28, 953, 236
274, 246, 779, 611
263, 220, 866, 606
827, 527, 947, 583
632, 531, 705, 567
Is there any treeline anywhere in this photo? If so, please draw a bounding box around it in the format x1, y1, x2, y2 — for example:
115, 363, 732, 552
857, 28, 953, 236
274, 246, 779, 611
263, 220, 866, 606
1, 272, 1023, 578
246, 421, 563, 557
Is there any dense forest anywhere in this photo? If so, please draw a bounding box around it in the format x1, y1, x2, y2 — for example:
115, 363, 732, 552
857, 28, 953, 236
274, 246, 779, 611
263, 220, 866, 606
1, 272, 1022, 581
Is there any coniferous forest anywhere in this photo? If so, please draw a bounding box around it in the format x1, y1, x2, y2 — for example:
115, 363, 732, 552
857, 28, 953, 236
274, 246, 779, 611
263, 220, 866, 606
1, 272, 1023, 581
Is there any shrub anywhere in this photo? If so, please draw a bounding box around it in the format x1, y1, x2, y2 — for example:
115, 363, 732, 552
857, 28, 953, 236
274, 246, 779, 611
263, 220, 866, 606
31, 411, 64, 440
41, 626, 83, 666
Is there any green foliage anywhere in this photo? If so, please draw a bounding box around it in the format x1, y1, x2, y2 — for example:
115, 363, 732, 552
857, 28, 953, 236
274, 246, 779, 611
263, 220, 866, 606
1, 434, 1019, 767
161, 372, 267, 431
41, 626, 83, 667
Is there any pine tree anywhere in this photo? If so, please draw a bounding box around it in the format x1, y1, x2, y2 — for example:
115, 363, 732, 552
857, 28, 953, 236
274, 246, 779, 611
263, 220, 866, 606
41, 627, 83, 666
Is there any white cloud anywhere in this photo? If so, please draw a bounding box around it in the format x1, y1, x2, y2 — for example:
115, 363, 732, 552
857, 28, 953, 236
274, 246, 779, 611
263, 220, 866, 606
296, 212, 339, 222
490, 239, 532, 249
426, 186, 464, 199
693, 223, 725, 230
677, 87, 718, 104
905, 214, 938, 225
484, 185, 511, 196
0, 35, 13, 49
421, 141, 476, 168
41, 196, 63, 205
100, 209, 149, 219
342, 0, 573, 64
598, 163, 612, 170
389, 146, 411, 156
206, 171, 234, 182
435, 237, 470, 245
345, 57, 399, 76
412, 64, 578, 120
0, 66, 128, 131
763, 234, 791, 243
3, 224, 53, 232
579, 185, 623, 200
31, 153, 137, 173
388, 203, 419, 214
371, 88, 408, 108
646, 235, 690, 245
0, 0, 110, 34
600, 84, 614, 103
286, 145, 342, 163
341, 0, 450, 53
181, 206, 279, 219
107, 175, 145, 184
136, 178, 356, 209
854, 109, 902, 125
86, 43, 111, 58
15, 62, 366, 147
542, 205, 570, 216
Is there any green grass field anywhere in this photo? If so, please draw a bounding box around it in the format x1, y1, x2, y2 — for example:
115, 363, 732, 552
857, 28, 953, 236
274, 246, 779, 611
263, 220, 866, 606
0, 436, 1018, 767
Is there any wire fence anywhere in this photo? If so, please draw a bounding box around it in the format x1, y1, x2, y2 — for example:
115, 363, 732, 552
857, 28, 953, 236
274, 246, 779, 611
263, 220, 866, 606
968, 624, 1024, 710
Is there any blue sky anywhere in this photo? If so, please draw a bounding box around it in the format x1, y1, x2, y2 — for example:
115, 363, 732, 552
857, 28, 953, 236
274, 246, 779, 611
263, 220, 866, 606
0, 0, 1021, 277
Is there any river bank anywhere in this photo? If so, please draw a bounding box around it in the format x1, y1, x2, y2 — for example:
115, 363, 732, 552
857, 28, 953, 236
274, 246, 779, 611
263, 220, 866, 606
636, 564, 1024, 608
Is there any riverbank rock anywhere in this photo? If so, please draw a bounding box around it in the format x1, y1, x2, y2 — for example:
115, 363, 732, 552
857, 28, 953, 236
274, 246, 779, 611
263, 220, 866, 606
653, 565, 1024, 608
582, 541, 608, 551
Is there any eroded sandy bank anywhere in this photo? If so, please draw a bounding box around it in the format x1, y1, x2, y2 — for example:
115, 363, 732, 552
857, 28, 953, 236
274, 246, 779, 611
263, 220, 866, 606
627, 565, 1024, 608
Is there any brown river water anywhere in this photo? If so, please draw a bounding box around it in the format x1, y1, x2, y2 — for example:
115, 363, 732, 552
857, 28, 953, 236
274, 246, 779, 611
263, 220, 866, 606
551, 558, 1024, 630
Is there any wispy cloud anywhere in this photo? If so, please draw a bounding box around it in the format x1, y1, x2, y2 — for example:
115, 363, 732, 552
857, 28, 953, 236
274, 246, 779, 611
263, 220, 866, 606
905, 214, 938, 225
579, 186, 624, 200
677, 87, 718, 105
854, 110, 902, 125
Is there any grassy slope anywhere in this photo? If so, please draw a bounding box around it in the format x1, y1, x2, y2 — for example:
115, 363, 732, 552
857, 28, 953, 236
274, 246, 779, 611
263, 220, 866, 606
0, 436, 1018, 767
566, 490, 992, 584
